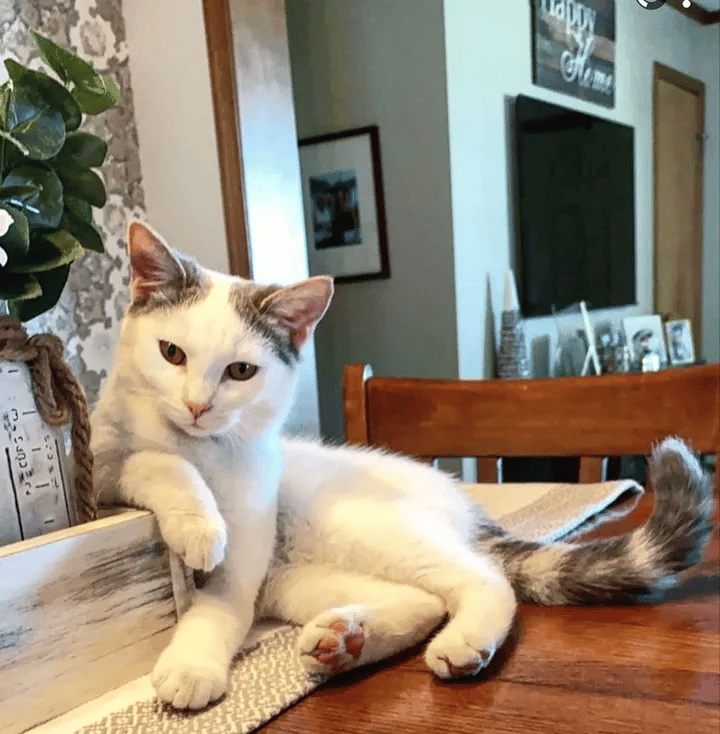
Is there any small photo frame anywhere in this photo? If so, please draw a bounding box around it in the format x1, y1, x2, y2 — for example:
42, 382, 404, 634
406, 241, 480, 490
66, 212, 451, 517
665, 319, 695, 365
299, 126, 390, 283
622, 315, 668, 365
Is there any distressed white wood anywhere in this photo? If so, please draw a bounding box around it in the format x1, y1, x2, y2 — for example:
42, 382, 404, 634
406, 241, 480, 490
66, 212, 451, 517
0, 510, 191, 734
0, 361, 73, 546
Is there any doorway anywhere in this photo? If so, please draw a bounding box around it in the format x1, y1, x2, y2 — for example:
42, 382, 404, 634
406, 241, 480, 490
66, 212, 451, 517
653, 62, 705, 353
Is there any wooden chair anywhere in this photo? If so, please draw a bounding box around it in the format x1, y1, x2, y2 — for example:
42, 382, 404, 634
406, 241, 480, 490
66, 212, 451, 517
343, 363, 720, 489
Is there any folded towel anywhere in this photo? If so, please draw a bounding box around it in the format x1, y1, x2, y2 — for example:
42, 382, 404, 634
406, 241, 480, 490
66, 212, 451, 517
30, 479, 643, 734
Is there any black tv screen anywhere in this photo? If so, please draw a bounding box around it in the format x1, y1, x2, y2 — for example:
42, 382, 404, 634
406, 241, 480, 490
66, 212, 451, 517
515, 94, 636, 317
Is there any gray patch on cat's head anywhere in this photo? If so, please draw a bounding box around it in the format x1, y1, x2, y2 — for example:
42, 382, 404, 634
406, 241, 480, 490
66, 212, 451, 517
128, 251, 210, 316
230, 283, 298, 366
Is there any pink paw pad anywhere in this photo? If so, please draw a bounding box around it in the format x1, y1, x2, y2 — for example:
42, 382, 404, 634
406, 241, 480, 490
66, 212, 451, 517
309, 619, 365, 673
440, 649, 493, 678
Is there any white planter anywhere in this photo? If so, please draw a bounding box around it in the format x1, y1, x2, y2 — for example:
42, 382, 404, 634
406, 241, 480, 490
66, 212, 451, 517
0, 360, 75, 547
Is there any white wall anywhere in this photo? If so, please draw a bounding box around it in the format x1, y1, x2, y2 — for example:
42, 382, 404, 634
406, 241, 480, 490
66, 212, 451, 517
124, 0, 323, 434
444, 0, 720, 380
286, 0, 458, 441
123, 0, 229, 274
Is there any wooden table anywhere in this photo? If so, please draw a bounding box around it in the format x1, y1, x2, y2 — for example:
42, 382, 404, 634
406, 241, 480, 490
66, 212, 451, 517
259, 492, 720, 734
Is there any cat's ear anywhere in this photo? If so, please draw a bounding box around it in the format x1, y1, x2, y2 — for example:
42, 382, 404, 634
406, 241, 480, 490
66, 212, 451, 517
261, 276, 334, 350
127, 220, 184, 303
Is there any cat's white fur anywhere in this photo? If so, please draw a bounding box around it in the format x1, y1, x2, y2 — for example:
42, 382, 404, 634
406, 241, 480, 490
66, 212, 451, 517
93, 221, 712, 711
92, 222, 514, 708
264, 440, 515, 679
92, 224, 305, 707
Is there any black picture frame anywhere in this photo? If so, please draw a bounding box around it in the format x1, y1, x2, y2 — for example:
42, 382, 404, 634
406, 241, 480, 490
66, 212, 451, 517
298, 125, 390, 283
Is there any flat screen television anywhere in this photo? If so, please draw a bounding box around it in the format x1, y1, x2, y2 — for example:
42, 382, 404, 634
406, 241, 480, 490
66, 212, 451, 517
514, 94, 636, 317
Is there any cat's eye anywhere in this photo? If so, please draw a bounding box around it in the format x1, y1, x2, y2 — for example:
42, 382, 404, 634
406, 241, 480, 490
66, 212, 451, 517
159, 340, 186, 366
226, 362, 258, 381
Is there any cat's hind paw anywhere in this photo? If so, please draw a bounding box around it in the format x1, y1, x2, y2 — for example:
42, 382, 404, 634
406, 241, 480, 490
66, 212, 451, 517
424, 626, 495, 679
151, 646, 228, 710
298, 607, 366, 676
160, 511, 227, 571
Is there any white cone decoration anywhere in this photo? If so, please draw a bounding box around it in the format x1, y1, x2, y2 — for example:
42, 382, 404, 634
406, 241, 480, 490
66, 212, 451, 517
498, 269, 530, 380
503, 269, 520, 312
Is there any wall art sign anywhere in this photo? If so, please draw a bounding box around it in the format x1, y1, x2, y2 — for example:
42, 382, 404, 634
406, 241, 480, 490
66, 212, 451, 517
532, 0, 616, 108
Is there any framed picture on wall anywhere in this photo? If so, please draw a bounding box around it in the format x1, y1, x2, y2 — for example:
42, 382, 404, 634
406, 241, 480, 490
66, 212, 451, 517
665, 319, 695, 365
531, 0, 616, 108
298, 125, 390, 283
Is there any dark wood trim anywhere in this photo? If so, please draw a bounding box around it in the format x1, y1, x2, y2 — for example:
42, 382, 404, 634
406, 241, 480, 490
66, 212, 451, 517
299, 125, 391, 284
652, 61, 705, 350
476, 457, 500, 483
579, 456, 606, 483
653, 61, 706, 96
201, 0, 252, 277
342, 363, 372, 445
667, 0, 720, 25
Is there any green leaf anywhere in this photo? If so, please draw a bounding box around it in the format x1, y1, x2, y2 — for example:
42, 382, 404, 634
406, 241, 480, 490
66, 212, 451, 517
0, 129, 30, 157
5, 59, 82, 132
71, 75, 121, 115
28, 32, 119, 116
0, 204, 29, 260
0, 82, 9, 129
64, 209, 104, 253
0, 135, 24, 172
30, 30, 70, 84
29, 30, 104, 94
8, 229, 83, 273
55, 131, 107, 168
52, 160, 106, 207
0, 270, 41, 301
0, 184, 37, 199
5, 85, 66, 160
1, 164, 64, 228
8, 263, 71, 321
64, 193, 93, 223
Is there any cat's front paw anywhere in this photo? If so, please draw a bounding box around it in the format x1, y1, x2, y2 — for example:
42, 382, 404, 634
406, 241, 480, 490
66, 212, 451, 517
151, 645, 228, 710
160, 511, 227, 571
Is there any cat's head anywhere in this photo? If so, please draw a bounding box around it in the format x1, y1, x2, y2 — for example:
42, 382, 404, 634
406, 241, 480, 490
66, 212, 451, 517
120, 220, 333, 438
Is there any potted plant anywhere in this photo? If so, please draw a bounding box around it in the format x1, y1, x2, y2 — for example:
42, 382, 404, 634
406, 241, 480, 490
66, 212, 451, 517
0, 30, 119, 545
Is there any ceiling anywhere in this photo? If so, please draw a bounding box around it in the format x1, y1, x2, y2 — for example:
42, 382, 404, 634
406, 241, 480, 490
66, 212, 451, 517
695, 0, 720, 10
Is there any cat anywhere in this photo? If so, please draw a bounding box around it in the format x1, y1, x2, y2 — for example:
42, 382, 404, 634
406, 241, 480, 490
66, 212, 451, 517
91, 220, 714, 711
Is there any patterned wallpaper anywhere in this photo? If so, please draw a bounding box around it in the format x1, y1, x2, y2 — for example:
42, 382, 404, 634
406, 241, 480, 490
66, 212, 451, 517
1, 0, 145, 406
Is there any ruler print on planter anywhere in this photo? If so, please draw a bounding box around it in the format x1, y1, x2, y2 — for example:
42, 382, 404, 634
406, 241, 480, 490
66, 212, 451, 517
532, 0, 616, 108
0, 362, 73, 547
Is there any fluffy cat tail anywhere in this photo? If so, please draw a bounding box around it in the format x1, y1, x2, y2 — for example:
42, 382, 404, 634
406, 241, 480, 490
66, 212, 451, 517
480, 437, 715, 605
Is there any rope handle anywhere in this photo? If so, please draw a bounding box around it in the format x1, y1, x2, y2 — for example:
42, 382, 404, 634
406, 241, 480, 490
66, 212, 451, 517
0, 315, 97, 523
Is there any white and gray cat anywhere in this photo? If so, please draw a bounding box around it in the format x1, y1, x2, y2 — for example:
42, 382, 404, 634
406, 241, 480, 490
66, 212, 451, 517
91, 220, 714, 710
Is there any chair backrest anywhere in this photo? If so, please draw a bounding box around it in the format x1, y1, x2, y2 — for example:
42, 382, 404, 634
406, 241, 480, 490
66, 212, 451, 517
343, 363, 720, 485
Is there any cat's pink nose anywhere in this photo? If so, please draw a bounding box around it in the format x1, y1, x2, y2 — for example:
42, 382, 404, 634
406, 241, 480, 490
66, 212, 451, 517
186, 401, 212, 420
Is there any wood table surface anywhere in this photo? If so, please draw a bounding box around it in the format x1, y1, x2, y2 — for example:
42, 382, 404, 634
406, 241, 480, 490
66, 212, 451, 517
258, 491, 720, 734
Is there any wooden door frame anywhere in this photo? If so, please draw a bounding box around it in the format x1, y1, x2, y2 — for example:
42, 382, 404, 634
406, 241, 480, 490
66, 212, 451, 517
202, 0, 251, 278
652, 61, 705, 344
